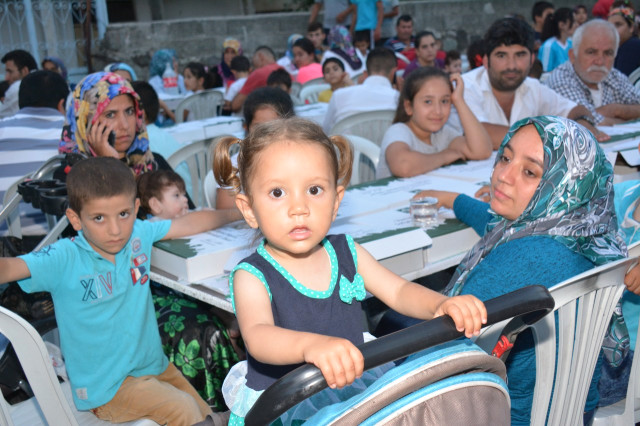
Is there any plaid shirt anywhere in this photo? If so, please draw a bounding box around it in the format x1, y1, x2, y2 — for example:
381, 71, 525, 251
544, 61, 640, 124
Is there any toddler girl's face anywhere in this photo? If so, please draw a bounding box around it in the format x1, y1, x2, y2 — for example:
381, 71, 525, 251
323, 62, 343, 86
155, 184, 189, 219
238, 140, 344, 261
446, 59, 462, 74
404, 77, 452, 135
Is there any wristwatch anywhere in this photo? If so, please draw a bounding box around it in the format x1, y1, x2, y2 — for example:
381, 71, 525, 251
575, 115, 596, 127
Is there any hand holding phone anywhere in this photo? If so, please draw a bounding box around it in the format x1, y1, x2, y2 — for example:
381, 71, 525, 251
107, 131, 116, 146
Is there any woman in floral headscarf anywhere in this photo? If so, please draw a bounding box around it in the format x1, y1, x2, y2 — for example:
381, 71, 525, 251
321, 25, 365, 78
416, 115, 627, 425
59, 72, 157, 176
608, 5, 640, 76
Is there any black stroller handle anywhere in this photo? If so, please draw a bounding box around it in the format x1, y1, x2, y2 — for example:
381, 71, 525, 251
244, 285, 554, 426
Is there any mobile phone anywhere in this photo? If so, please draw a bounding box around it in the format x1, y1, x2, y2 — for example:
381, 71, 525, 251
107, 131, 116, 146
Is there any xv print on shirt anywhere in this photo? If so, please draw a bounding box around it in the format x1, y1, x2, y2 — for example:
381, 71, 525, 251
80, 272, 114, 302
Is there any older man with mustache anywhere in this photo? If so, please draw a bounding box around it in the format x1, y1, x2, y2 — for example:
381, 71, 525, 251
545, 19, 640, 126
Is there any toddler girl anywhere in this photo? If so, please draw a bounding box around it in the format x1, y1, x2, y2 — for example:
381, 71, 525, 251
214, 117, 486, 424
318, 57, 352, 103
137, 169, 189, 220
182, 62, 218, 121
376, 67, 492, 179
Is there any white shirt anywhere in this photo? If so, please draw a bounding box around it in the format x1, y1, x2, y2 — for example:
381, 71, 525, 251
0, 80, 21, 119
459, 66, 576, 127
322, 75, 399, 134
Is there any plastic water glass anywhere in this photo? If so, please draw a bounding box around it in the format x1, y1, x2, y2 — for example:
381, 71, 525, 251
410, 197, 438, 227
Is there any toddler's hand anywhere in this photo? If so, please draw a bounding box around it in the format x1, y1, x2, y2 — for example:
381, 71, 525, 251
303, 335, 364, 389
435, 295, 487, 338
625, 263, 640, 295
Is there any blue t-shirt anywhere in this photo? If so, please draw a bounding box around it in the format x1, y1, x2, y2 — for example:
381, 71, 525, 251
538, 37, 572, 72
352, 0, 379, 31
18, 219, 171, 410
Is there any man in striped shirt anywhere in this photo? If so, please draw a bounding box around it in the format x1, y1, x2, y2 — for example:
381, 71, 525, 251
0, 70, 69, 235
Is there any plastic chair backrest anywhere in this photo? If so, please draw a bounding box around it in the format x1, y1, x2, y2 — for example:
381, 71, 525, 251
167, 139, 213, 208
174, 90, 223, 123
301, 77, 326, 88
0, 305, 78, 425
592, 241, 640, 425
329, 109, 395, 147
342, 134, 380, 185
290, 82, 303, 105
478, 257, 635, 426
299, 83, 330, 104
203, 170, 218, 209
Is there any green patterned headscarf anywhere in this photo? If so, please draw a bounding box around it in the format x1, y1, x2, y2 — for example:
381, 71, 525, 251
447, 115, 627, 296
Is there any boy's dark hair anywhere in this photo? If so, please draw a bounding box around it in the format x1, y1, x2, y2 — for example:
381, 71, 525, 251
243, 87, 294, 129
137, 169, 186, 217
1, 49, 37, 72
230, 55, 250, 73
484, 17, 536, 57
266, 68, 292, 90
307, 21, 323, 33
531, 1, 554, 21
323, 57, 346, 72
366, 47, 396, 75
18, 70, 69, 109
445, 50, 461, 65
131, 81, 159, 124
354, 31, 371, 45
67, 157, 137, 213
396, 14, 413, 26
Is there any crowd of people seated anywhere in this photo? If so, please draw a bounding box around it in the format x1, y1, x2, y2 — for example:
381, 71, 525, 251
1, 0, 640, 424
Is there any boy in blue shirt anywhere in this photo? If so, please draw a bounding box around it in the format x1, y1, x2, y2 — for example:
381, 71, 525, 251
0, 157, 240, 425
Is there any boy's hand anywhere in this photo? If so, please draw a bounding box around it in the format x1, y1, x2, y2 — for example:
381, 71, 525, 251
625, 263, 640, 295
434, 295, 487, 338
303, 335, 364, 389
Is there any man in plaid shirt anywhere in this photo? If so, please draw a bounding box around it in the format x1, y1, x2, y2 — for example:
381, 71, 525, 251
545, 19, 640, 126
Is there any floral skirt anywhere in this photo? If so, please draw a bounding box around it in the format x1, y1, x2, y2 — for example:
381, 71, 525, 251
151, 284, 240, 411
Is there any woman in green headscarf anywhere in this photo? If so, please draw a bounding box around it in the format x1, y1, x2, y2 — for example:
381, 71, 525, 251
416, 115, 627, 425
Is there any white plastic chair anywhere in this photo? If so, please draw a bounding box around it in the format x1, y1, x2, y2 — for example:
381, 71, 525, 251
329, 109, 395, 147
592, 241, 640, 425
342, 134, 380, 185
174, 89, 224, 123
299, 83, 330, 104
203, 170, 218, 209
475, 257, 636, 426
0, 305, 156, 426
167, 139, 214, 208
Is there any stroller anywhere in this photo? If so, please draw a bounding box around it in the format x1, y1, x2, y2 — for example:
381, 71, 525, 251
245, 285, 554, 425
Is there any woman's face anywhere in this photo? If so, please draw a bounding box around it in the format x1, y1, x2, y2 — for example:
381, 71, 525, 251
293, 46, 314, 68
98, 94, 137, 158
42, 60, 60, 74
223, 48, 237, 67
404, 77, 452, 136
183, 68, 202, 92
114, 69, 132, 82
608, 15, 634, 44
490, 125, 544, 221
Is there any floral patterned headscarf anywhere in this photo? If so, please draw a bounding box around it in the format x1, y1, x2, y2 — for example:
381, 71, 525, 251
59, 72, 155, 176
219, 37, 243, 85
446, 115, 627, 296
328, 26, 363, 70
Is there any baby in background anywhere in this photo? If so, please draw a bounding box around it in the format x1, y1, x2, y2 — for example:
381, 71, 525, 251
137, 169, 189, 220
444, 50, 462, 74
